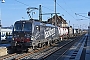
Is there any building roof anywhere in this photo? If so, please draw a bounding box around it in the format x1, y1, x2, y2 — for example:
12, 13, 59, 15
1, 27, 13, 29
1, 27, 12, 32
47, 14, 68, 25
1, 29, 12, 32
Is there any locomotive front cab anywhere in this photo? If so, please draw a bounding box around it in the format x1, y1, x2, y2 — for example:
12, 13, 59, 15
12, 21, 32, 47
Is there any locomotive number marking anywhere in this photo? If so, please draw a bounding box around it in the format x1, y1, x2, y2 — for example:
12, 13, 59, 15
44, 28, 55, 38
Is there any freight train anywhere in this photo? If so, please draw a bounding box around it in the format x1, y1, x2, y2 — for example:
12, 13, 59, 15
10, 19, 81, 52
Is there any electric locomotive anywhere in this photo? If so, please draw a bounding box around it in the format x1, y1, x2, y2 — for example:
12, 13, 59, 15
11, 19, 59, 52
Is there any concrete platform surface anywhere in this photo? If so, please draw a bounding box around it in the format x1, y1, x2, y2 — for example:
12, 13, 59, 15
0, 47, 8, 56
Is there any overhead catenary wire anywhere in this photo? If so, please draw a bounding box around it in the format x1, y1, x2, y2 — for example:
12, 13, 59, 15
14, 0, 53, 12
75, 13, 90, 19
52, 0, 76, 20
75, 13, 89, 21
14, 0, 76, 21
62, 0, 89, 21
14, 0, 29, 6
14, 0, 49, 14
57, 3, 76, 20
42, 6, 54, 12
62, 0, 74, 14
63, 0, 78, 20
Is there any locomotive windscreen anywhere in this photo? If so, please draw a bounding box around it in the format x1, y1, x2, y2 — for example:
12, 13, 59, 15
14, 22, 32, 31
23, 23, 32, 31
14, 23, 22, 31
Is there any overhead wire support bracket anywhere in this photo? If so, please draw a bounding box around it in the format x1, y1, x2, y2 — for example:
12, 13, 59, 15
41, 13, 60, 15
75, 13, 90, 19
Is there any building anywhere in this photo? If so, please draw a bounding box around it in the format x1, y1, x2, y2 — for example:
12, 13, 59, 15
1, 27, 12, 41
1, 27, 12, 36
47, 14, 68, 27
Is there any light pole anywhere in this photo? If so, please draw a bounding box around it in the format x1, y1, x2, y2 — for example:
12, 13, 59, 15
55, 0, 56, 26
0, 0, 5, 41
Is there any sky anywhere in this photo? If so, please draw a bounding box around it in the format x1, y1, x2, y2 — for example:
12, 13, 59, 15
0, 0, 90, 29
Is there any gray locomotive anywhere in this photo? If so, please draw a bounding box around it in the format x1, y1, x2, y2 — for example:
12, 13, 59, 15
11, 19, 59, 52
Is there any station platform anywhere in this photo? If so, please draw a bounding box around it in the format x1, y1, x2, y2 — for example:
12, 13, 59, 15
62, 34, 90, 60
0, 43, 11, 56
0, 47, 7, 56
85, 34, 90, 60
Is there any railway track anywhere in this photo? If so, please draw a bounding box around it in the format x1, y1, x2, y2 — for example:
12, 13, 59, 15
0, 53, 17, 60
43, 34, 87, 60
56, 34, 87, 60
14, 46, 50, 60
15, 36, 83, 60
40, 35, 83, 60
0, 44, 52, 60
0, 35, 84, 60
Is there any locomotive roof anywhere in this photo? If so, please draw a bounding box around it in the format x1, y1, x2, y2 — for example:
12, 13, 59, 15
14, 19, 57, 27
15, 19, 48, 24
15, 19, 38, 22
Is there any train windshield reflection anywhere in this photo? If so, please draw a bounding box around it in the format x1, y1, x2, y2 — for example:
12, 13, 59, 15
14, 23, 22, 31
14, 23, 32, 31
23, 23, 32, 31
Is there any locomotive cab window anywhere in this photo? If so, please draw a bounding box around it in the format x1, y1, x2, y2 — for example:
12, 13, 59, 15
14, 22, 32, 31
14, 23, 22, 31
23, 23, 32, 31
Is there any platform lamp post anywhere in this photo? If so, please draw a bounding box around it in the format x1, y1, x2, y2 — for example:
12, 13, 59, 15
0, 0, 5, 41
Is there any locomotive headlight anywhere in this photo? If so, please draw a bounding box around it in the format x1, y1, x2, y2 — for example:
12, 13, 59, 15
31, 36, 34, 40
17, 35, 19, 37
25, 34, 26, 37
12, 38, 14, 40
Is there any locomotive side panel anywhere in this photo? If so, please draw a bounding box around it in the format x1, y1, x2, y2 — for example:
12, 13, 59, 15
32, 25, 59, 41
52, 27, 59, 40
31, 25, 59, 49
44, 27, 56, 39
31, 25, 41, 40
